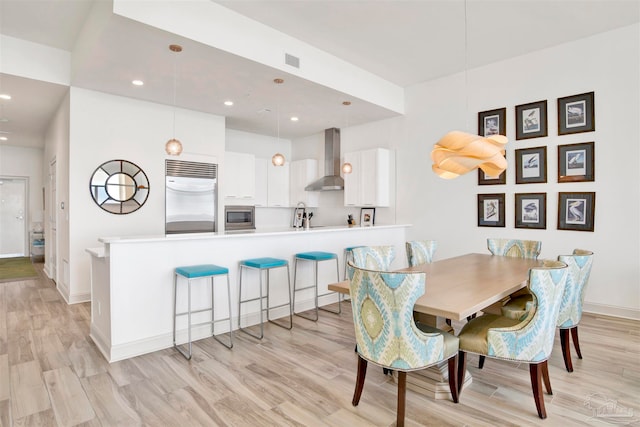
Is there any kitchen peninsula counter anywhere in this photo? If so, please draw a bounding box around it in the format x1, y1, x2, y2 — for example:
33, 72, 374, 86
88, 224, 411, 362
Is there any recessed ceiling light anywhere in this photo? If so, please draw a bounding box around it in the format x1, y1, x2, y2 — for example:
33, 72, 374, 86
290, 116, 299, 122
132, 80, 144, 86
224, 100, 234, 106
0, 136, 8, 141
0, 94, 11, 100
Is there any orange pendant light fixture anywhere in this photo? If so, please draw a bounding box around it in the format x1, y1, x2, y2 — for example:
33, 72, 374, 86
431, 131, 507, 179
271, 78, 285, 166
165, 44, 183, 156
431, 0, 508, 179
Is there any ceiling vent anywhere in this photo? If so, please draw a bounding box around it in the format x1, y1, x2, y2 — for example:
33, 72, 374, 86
285, 53, 300, 68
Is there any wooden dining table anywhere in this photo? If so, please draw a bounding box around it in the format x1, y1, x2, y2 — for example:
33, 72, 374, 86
329, 252, 543, 322
328, 252, 544, 399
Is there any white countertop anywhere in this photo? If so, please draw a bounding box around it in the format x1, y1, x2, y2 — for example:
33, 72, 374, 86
98, 224, 411, 244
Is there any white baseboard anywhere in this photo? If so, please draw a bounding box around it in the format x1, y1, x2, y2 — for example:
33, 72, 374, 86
91, 294, 343, 363
584, 302, 640, 321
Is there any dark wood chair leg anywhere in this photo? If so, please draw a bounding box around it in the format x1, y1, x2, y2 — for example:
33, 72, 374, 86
571, 326, 583, 359
478, 355, 485, 369
529, 363, 547, 419
457, 351, 467, 393
447, 355, 459, 403
397, 371, 406, 427
541, 360, 552, 395
352, 355, 368, 406
560, 328, 573, 372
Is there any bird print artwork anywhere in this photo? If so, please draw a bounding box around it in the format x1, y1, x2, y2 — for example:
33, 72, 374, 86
567, 200, 585, 223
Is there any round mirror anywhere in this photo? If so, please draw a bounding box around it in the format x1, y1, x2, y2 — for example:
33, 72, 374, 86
89, 160, 149, 214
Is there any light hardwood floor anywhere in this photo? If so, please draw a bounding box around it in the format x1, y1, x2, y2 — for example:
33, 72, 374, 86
1, 264, 639, 426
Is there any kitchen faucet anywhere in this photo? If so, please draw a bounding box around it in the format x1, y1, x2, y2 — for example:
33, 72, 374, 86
293, 202, 306, 228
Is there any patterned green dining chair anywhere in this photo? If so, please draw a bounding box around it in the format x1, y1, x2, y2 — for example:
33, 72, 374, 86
479, 238, 542, 324
501, 249, 594, 372
457, 261, 569, 419
405, 240, 437, 267
348, 262, 459, 427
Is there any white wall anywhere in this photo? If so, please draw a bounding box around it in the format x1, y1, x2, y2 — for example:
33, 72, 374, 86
64, 88, 225, 303
350, 24, 639, 318
0, 145, 44, 230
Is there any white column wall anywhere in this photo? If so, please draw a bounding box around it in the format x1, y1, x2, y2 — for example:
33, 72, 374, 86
67, 88, 226, 303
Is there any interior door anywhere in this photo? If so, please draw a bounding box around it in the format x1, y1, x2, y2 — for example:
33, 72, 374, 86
48, 160, 57, 281
0, 177, 28, 257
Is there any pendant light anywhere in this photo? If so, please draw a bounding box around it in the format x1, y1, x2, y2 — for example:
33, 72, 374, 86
165, 44, 183, 156
431, 0, 507, 179
341, 101, 353, 174
271, 78, 286, 166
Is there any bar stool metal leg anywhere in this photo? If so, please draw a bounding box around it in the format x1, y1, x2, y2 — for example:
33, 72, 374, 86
238, 265, 265, 340
319, 258, 342, 315
212, 274, 233, 349
267, 264, 293, 330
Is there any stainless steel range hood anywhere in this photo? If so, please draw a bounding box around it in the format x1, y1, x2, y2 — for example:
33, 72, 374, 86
305, 128, 344, 191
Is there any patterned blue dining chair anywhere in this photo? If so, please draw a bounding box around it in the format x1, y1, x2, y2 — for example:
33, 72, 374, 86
349, 262, 459, 427
501, 249, 594, 372
405, 240, 437, 267
457, 261, 569, 419
348, 245, 396, 280
487, 238, 542, 259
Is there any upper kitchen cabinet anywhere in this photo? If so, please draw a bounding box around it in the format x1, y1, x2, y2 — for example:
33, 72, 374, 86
255, 158, 290, 207
224, 152, 255, 205
344, 148, 390, 207
290, 159, 319, 208
267, 162, 290, 207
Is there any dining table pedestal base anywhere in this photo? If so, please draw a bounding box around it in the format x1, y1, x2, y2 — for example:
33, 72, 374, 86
392, 364, 472, 400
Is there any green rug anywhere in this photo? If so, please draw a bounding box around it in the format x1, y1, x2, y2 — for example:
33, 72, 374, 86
0, 257, 38, 282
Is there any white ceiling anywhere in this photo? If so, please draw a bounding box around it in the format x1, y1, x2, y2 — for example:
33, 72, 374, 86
0, 0, 638, 149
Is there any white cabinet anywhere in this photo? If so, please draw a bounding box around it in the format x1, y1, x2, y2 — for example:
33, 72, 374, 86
224, 152, 255, 205
343, 148, 390, 207
254, 158, 290, 207
290, 159, 319, 208
267, 163, 290, 207
254, 158, 268, 207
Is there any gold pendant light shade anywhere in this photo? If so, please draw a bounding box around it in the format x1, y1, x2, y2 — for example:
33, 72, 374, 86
272, 153, 285, 166
165, 138, 183, 156
431, 131, 507, 179
165, 44, 183, 156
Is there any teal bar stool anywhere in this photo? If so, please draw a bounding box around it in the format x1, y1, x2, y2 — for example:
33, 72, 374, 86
238, 257, 293, 339
293, 251, 341, 321
344, 246, 364, 281
173, 264, 233, 360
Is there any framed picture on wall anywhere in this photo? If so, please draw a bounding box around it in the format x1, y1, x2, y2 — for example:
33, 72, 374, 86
477, 193, 505, 227
558, 92, 595, 135
515, 100, 548, 140
515, 146, 547, 184
360, 208, 375, 226
478, 167, 507, 185
558, 141, 595, 182
558, 192, 595, 232
478, 107, 506, 137
515, 193, 546, 229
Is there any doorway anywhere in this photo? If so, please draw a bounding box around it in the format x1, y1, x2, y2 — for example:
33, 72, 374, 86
0, 176, 28, 258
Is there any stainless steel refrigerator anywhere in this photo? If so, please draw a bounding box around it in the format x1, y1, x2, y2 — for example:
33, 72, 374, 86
165, 159, 217, 234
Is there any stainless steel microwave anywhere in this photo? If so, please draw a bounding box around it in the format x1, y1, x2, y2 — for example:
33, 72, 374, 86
224, 205, 256, 230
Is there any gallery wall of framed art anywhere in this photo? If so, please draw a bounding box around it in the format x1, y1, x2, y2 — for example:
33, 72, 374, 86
476, 91, 596, 232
